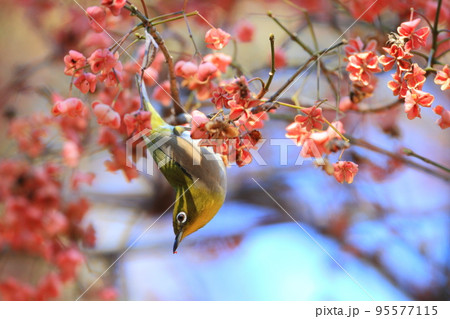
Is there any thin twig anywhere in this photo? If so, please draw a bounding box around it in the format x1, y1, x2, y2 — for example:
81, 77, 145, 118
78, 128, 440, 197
267, 11, 338, 97
349, 136, 450, 182
147, 25, 183, 116
257, 34, 276, 99
349, 99, 402, 114
270, 95, 401, 115
304, 11, 318, 51
231, 38, 238, 64
268, 41, 346, 102
268, 60, 313, 102
125, 4, 148, 23
436, 49, 449, 59
148, 11, 185, 22
268, 111, 450, 182
427, 0, 443, 69
267, 11, 313, 55
249, 77, 266, 89
152, 11, 199, 26
196, 12, 215, 29
110, 24, 143, 52
414, 11, 434, 31
282, 0, 319, 51
402, 148, 450, 174
183, 11, 201, 59
140, 0, 149, 18
124, 5, 185, 117
437, 37, 450, 47
118, 38, 142, 58
410, 50, 431, 61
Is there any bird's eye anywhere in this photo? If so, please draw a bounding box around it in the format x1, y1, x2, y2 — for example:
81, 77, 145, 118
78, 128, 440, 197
176, 212, 187, 224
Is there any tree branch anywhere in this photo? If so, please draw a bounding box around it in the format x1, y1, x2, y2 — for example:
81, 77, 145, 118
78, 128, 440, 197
402, 148, 450, 174
349, 136, 450, 182
268, 41, 346, 102
257, 34, 276, 99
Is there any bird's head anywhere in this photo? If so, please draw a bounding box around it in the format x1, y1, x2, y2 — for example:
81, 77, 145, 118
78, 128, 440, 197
172, 210, 189, 254
172, 184, 225, 253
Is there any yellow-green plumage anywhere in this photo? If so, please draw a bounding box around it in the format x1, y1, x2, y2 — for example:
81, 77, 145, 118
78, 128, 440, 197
141, 86, 227, 253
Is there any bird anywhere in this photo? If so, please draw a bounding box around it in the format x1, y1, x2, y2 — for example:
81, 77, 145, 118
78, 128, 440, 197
138, 80, 227, 253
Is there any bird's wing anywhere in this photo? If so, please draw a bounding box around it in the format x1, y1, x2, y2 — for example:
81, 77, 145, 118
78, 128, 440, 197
146, 130, 194, 188
145, 128, 226, 193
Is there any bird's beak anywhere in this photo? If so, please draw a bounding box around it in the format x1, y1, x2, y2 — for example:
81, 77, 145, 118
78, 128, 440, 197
173, 230, 184, 254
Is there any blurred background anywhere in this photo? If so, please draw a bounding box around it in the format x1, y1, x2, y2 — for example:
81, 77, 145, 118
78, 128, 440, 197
0, 0, 449, 301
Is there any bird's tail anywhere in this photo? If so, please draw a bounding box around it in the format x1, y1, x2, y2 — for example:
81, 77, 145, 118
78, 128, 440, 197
137, 75, 167, 131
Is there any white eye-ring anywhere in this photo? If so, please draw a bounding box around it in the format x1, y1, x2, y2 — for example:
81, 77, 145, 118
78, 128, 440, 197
176, 212, 187, 224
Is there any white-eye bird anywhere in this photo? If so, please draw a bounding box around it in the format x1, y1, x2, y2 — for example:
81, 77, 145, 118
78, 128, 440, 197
139, 81, 227, 253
